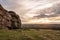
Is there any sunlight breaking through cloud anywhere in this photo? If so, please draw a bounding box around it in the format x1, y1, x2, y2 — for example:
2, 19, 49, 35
0, 0, 60, 24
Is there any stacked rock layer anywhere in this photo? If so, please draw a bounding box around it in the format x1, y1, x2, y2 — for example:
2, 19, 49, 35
0, 4, 21, 29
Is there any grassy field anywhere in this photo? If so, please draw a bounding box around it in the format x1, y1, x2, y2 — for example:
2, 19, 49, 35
0, 29, 60, 40
0, 29, 22, 40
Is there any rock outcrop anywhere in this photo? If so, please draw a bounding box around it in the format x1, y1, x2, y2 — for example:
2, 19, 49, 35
0, 4, 21, 29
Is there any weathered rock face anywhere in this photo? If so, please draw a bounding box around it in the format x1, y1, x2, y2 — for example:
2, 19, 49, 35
8, 11, 21, 29
0, 4, 21, 29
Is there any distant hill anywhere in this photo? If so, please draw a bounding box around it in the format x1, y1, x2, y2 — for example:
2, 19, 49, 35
22, 24, 60, 30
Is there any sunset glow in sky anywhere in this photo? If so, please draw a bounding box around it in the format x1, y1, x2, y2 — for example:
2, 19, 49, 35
0, 0, 60, 24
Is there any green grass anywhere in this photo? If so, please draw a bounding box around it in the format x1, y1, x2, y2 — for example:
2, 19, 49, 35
0, 29, 22, 40
22, 29, 60, 40
0, 29, 60, 40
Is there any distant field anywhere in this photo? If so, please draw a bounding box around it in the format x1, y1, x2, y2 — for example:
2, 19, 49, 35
22, 24, 60, 29
0, 29, 60, 40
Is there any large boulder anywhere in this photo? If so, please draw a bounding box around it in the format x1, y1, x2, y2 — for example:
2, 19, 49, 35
0, 4, 21, 29
8, 11, 21, 29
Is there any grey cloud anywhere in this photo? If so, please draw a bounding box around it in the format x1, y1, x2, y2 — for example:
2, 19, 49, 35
0, 0, 17, 10
34, 3, 60, 18
0, 0, 60, 23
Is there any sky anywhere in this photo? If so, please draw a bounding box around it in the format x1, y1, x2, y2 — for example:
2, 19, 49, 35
0, 0, 60, 24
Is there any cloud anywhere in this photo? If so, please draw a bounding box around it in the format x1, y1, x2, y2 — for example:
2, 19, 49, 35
0, 0, 60, 24
33, 3, 60, 19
